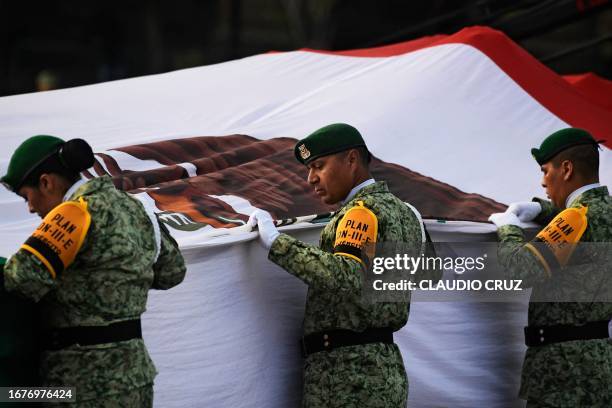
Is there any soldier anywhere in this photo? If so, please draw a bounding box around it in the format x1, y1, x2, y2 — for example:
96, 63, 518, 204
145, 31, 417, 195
249, 123, 436, 407
488, 128, 612, 407
1, 135, 186, 407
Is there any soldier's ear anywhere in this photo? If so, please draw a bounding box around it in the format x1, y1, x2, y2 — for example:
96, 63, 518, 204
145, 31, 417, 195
38, 173, 52, 192
347, 149, 359, 166
39, 173, 62, 197
561, 160, 573, 181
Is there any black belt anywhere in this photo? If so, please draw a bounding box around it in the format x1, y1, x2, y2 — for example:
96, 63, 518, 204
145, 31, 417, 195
301, 327, 393, 357
525, 320, 610, 347
44, 319, 142, 351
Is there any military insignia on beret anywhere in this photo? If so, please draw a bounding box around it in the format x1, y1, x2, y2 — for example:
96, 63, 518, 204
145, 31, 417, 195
298, 144, 311, 160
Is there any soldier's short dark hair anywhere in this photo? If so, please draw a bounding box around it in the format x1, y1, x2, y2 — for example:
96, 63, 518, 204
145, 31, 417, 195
551, 144, 599, 180
344, 146, 371, 168
356, 146, 371, 167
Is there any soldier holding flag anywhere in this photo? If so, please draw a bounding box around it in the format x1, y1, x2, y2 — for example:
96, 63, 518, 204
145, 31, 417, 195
1, 135, 186, 407
489, 128, 612, 407
249, 123, 438, 407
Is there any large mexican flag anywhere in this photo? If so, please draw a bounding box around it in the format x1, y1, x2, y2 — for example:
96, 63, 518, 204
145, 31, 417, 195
0, 26, 610, 407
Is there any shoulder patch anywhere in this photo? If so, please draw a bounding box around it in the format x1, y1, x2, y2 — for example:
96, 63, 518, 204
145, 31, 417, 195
21, 198, 91, 279
524, 206, 588, 276
333, 203, 378, 265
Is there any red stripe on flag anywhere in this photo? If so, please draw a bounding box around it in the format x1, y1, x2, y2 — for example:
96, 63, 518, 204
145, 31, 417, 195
298, 26, 612, 148
563, 73, 612, 113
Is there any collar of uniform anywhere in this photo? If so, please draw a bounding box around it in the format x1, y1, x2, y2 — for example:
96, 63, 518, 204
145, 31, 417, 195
349, 180, 389, 204
65, 175, 115, 200
341, 178, 376, 205
63, 178, 87, 202
566, 183, 605, 207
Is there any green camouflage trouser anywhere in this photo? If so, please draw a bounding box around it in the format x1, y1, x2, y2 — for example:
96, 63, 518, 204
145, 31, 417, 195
303, 343, 407, 408
48, 384, 153, 408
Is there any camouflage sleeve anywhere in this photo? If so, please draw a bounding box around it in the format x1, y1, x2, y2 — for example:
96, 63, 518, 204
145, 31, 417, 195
532, 197, 561, 225
3, 250, 56, 302
496, 224, 549, 288
151, 223, 186, 290
268, 233, 362, 293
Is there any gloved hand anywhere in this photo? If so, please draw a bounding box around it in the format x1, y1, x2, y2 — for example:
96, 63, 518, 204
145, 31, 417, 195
488, 212, 522, 228
247, 210, 280, 250
506, 201, 541, 222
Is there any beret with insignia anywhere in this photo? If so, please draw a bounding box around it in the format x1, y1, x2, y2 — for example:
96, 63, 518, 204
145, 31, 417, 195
294, 123, 369, 165
531, 128, 603, 165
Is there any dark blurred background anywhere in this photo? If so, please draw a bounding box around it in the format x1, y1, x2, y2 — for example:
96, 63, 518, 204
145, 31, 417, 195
1, 0, 611, 96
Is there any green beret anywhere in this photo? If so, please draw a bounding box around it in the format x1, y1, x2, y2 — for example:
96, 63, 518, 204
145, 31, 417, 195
1, 135, 65, 192
531, 128, 602, 165
294, 123, 368, 165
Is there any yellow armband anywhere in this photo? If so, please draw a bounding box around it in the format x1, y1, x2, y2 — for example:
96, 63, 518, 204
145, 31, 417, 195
333, 201, 378, 266
21, 198, 91, 279
524, 206, 588, 276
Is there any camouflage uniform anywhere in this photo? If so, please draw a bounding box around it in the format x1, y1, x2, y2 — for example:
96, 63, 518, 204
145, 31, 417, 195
270, 181, 430, 408
4, 175, 186, 406
496, 186, 612, 406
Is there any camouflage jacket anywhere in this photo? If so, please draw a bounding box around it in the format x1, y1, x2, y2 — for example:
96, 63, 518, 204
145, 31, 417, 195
269, 181, 428, 336
4, 176, 186, 401
496, 186, 612, 403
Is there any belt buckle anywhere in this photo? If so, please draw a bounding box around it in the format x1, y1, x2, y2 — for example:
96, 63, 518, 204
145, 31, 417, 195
322, 333, 330, 350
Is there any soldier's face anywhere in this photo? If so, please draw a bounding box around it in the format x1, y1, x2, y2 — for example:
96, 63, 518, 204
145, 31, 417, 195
540, 161, 570, 208
306, 153, 354, 205
17, 174, 64, 218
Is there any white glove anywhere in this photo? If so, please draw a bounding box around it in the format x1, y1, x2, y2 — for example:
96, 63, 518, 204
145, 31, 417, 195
247, 209, 280, 250
488, 212, 522, 228
506, 201, 542, 222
